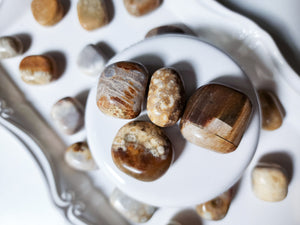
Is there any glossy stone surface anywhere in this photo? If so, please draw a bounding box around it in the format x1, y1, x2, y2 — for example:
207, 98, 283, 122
111, 121, 173, 181
51, 97, 84, 135
180, 84, 252, 153
196, 189, 232, 220
31, 0, 64, 26
123, 0, 161, 17
145, 25, 186, 38
96, 61, 148, 119
77, 0, 108, 30
19, 55, 56, 85
65, 142, 97, 171
258, 90, 283, 131
252, 163, 288, 202
77, 44, 107, 76
147, 67, 184, 127
0, 36, 23, 59
110, 188, 156, 223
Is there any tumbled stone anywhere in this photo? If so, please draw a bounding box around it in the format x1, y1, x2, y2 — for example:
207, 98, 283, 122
0, 36, 23, 59
77, 44, 106, 76
19, 55, 56, 85
147, 67, 184, 127
96, 61, 148, 119
252, 163, 288, 202
110, 188, 156, 223
77, 0, 108, 31
258, 90, 283, 131
145, 25, 186, 38
180, 84, 252, 153
123, 0, 161, 17
196, 189, 232, 220
111, 121, 173, 181
51, 97, 84, 135
31, 0, 64, 26
65, 142, 97, 171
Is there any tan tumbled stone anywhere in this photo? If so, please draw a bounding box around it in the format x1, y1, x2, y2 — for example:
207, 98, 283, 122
123, 0, 161, 17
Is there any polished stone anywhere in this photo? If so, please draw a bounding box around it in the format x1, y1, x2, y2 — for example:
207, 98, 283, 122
77, 0, 108, 30
51, 97, 84, 135
96, 61, 148, 119
109, 188, 156, 223
111, 121, 173, 181
123, 0, 161, 16
145, 25, 186, 38
180, 84, 252, 153
147, 67, 184, 127
0, 36, 23, 59
252, 163, 288, 202
65, 142, 97, 171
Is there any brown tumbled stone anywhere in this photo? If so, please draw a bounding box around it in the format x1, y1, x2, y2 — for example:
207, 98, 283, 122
31, 0, 64, 26
0, 36, 23, 59
258, 90, 283, 131
96, 61, 149, 119
19, 55, 56, 85
111, 121, 173, 181
123, 0, 161, 17
145, 25, 186, 38
196, 189, 233, 220
180, 84, 252, 153
77, 0, 108, 31
147, 67, 185, 127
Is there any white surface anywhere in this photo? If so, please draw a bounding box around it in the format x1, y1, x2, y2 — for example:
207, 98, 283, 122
86, 34, 260, 207
0, 0, 300, 224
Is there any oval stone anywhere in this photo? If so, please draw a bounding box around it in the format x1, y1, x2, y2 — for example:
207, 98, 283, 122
77, 0, 108, 30
65, 142, 97, 171
19, 55, 56, 85
123, 0, 161, 17
147, 67, 185, 127
111, 121, 173, 181
145, 25, 186, 38
96, 61, 149, 119
0, 36, 23, 59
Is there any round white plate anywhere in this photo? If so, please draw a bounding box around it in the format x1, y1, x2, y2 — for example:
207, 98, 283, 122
85, 35, 260, 207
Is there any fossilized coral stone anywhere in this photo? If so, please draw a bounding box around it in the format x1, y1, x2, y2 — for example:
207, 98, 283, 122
252, 163, 288, 202
19, 55, 56, 85
123, 0, 161, 17
196, 189, 233, 220
96, 61, 148, 119
0, 36, 23, 59
180, 84, 252, 153
147, 67, 185, 127
31, 0, 64, 26
111, 121, 173, 181
77, 0, 108, 30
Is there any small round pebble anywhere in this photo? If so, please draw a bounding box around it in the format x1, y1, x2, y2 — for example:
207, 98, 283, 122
252, 163, 288, 202
0, 36, 23, 59
51, 97, 84, 135
31, 0, 64, 26
65, 142, 97, 171
19, 55, 56, 85
123, 0, 161, 17
145, 25, 186, 38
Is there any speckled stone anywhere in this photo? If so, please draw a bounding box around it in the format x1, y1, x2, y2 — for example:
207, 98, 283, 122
196, 189, 233, 220
111, 121, 173, 181
77, 44, 106, 76
19, 55, 56, 85
180, 84, 252, 153
109, 188, 156, 223
51, 97, 84, 135
258, 90, 283, 131
252, 163, 288, 202
31, 0, 64, 26
147, 67, 184, 127
96, 61, 149, 119
145, 25, 186, 38
0, 36, 23, 59
77, 0, 108, 30
123, 0, 161, 16
65, 142, 97, 171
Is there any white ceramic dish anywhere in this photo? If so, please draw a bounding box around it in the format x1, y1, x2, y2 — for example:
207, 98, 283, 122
85, 34, 260, 207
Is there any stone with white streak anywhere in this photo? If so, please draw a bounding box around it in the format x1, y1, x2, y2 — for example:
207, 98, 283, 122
0, 36, 23, 59
109, 188, 156, 223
